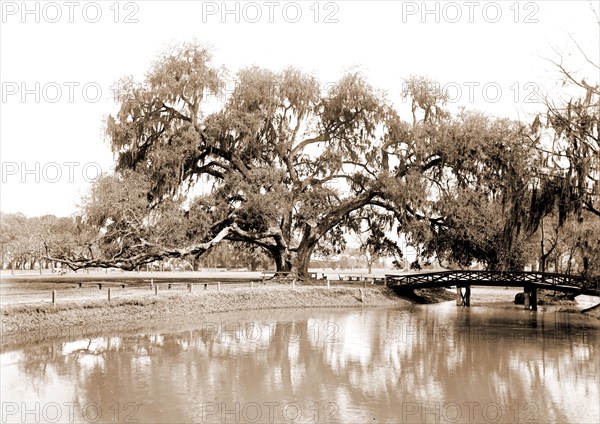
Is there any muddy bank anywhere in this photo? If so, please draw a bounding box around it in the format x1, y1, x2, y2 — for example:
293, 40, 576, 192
1, 286, 408, 350
391, 287, 456, 304
512, 290, 600, 318
513, 289, 578, 306
581, 303, 600, 319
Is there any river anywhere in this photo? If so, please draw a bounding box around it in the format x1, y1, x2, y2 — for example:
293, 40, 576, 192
1, 291, 599, 423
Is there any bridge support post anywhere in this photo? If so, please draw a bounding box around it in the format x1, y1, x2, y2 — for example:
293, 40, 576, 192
456, 286, 471, 307
523, 291, 530, 309
530, 288, 537, 311
524, 287, 537, 311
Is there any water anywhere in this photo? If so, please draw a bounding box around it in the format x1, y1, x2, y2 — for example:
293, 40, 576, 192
1, 300, 599, 423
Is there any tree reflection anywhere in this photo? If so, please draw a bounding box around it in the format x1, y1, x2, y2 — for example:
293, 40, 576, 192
5, 307, 599, 423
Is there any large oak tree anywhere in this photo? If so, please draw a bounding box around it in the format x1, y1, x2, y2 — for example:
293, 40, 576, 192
48, 43, 547, 277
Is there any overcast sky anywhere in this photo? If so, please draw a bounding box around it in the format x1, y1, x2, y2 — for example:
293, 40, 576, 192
1, 0, 598, 217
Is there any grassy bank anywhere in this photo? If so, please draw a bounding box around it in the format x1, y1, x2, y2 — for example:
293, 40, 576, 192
1, 286, 408, 349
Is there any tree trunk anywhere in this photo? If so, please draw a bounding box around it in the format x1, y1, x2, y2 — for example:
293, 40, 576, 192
583, 256, 590, 275
540, 217, 546, 272
296, 241, 317, 279
566, 246, 575, 275
271, 247, 292, 273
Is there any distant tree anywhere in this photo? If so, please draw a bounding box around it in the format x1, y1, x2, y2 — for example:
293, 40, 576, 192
514, 31, 599, 277
524, 210, 600, 276
199, 241, 271, 271
0, 212, 33, 270
354, 211, 404, 273
1, 213, 80, 271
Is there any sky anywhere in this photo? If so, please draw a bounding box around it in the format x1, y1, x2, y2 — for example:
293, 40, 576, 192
1, 0, 599, 218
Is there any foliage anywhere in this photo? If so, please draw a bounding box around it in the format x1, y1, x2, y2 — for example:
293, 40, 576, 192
0, 212, 79, 270
34, 41, 597, 278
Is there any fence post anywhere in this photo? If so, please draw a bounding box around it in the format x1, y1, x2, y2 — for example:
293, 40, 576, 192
108, 288, 111, 302
150, 278, 154, 289
98, 283, 102, 290
292, 278, 296, 290
327, 279, 330, 289
52, 290, 56, 305
154, 285, 158, 295
188, 283, 193, 293
218, 282, 221, 291
251, 281, 254, 290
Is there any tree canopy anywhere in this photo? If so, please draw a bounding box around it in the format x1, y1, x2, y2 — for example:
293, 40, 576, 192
35, 41, 598, 278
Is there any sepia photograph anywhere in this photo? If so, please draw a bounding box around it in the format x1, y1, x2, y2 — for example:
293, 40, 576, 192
1, 1, 599, 423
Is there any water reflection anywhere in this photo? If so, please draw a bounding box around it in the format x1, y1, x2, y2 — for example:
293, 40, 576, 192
2, 305, 599, 423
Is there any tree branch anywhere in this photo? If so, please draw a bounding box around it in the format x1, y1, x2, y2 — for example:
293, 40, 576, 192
44, 227, 232, 271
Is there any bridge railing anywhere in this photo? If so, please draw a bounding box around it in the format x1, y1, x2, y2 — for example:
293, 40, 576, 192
385, 270, 599, 293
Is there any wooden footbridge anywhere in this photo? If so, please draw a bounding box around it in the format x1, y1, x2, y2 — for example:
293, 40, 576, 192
385, 270, 600, 310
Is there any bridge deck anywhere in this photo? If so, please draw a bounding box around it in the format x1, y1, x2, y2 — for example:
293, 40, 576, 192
385, 270, 600, 296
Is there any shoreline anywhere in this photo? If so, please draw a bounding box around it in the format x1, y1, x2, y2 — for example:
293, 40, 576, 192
581, 302, 600, 319
1, 286, 409, 350
3, 285, 598, 351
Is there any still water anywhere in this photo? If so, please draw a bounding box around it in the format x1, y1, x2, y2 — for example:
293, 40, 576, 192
2, 300, 599, 423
